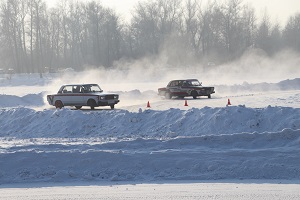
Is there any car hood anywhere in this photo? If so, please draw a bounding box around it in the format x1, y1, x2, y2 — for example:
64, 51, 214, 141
92, 92, 119, 96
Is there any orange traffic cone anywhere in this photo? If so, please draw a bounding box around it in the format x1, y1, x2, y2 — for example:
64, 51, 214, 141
227, 98, 231, 106
184, 100, 188, 106
147, 101, 151, 108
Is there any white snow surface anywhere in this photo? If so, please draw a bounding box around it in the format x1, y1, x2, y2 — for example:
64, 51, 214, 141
0, 73, 300, 185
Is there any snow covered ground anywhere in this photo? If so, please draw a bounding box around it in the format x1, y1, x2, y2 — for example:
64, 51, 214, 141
1, 181, 300, 200
0, 71, 300, 195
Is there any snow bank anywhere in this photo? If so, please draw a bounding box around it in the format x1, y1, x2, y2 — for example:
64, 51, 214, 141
1, 105, 299, 184
0, 106, 299, 138
0, 128, 300, 184
0, 93, 45, 108
216, 78, 300, 94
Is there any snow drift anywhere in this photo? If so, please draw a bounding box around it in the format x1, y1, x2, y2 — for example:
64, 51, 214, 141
0, 106, 299, 138
0, 106, 300, 184
0, 129, 300, 184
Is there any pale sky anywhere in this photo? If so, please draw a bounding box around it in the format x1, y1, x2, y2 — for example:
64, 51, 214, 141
48, 0, 300, 26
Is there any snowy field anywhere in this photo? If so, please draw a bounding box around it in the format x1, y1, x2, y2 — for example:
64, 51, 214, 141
1, 181, 300, 200
0, 71, 300, 198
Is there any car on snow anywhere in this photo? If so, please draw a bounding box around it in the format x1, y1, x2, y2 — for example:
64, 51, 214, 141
158, 79, 215, 99
47, 84, 119, 110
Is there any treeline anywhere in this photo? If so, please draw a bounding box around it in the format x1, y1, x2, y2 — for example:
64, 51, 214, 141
0, 0, 299, 73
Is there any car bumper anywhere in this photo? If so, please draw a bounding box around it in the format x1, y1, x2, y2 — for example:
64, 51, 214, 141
98, 100, 120, 106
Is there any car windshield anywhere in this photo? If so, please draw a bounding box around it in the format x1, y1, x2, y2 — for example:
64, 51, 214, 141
188, 80, 201, 86
82, 84, 102, 93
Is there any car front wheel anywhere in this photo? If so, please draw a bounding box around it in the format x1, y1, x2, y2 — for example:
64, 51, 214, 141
110, 105, 115, 109
191, 91, 198, 99
55, 100, 63, 109
87, 99, 97, 110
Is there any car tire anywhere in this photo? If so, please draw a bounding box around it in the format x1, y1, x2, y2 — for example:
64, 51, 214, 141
87, 99, 97, 110
191, 91, 198, 99
55, 100, 63, 109
208, 94, 211, 98
75, 106, 82, 109
110, 105, 115, 109
165, 92, 172, 99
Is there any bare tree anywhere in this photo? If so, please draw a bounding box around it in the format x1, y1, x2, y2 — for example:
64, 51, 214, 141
0, 0, 23, 72
131, 1, 160, 56
220, 0, 244, 59
183, 0, 201, 54
131, 0, 182, 58
157, 0, 182, 40
0, 0, 299, 73
103, 10, 123, 66
255, 10, 271, 54
199, 1, 224, 59
240, 4, 256, 49
269, 23, 283, 54
48, 7, 62, 70
283, 13, 300, 51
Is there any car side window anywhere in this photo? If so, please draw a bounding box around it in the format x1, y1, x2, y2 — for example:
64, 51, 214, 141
80, 87, 84, 93
62, 86, 72, 93
170, 81, 176, 87
62, 86, 68, 93
82, 86, 91, 93
72, 86, 81, 93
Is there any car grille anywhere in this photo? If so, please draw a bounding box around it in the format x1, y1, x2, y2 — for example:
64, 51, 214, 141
105, 95, 115, 100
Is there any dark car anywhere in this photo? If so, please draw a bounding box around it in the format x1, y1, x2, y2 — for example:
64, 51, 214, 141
158, 79, 215, 99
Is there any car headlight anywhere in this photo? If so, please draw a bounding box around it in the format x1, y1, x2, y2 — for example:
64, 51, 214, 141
114, 95, 118, 99
100, 96, 105, 100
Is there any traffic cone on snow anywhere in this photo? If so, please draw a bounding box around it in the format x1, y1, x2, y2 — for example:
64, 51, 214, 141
147, 101, 151, 108
227, 98, 231, 106
184, 100, 188, 106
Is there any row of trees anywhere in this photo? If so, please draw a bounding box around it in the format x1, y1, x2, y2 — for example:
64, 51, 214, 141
0, 0, 299, 73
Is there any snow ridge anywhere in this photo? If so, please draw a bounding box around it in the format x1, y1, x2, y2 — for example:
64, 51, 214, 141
0, 106, 299, 138
0, 129, 300, 184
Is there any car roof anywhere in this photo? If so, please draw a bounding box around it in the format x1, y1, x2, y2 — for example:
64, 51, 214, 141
170, 79, 199, 82
61, 84, 99, 87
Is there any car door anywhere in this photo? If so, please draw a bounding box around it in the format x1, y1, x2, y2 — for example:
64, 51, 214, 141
81, 85, 95, 105
167, 81, 176, 93
168, 81, 182, 95
71, 85, 84, 105
59, 85, 73, 105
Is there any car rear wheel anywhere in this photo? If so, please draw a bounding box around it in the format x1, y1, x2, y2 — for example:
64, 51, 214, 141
55, 100, 63, 109
87, 99, 97, 110
75, 106, 82, 109
165, 92, 172, 99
